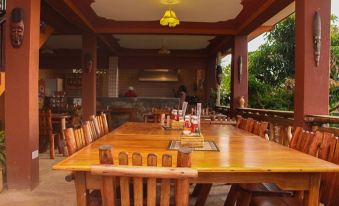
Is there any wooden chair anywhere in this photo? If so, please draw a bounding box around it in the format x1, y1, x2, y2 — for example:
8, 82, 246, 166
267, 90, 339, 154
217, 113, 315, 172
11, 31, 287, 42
63, 127, 87, 156
91, 146, 197, 206
252, 121, 260, 135
239, 118, 248, 130
252, 121, 268, 138
82, 121, 94, 145
245, 118, 255, 132
39, 109, 57, 159
96, 115, 105, 135
224, 128, 326, 206
321, 138, 339, 206
88, 120, 99, 140
101, 112, 109, 135
251, 134, 338, 206
90, 115, 102, 138
288, 127, 303, 149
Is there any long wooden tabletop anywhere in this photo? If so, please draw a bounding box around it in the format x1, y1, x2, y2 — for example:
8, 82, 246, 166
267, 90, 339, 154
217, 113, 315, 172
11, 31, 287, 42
53, 122, 339, 173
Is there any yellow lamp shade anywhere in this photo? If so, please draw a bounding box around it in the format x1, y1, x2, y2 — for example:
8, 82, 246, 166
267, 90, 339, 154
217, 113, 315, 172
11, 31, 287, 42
160, 9, 180, 27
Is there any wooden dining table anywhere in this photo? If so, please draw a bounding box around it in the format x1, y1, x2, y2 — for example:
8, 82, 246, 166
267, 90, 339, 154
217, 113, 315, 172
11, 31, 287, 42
53, 122, 339, 206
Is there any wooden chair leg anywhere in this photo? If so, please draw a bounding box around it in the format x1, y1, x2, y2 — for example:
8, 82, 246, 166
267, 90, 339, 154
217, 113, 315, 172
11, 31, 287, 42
55, 133, 63, 154
194, 183, 212, 206
192, 183, 203, 197
49, 134, 55, 159
236, 189, 252, 206
225, 184, 239, 206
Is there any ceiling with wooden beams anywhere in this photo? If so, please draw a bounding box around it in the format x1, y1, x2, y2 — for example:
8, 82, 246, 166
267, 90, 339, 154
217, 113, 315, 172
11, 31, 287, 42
41, 0, 295, 54
60, 0, 294, 35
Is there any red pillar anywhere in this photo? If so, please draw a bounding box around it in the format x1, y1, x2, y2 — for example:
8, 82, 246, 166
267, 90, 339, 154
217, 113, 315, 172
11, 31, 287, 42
231, 36, 248, 114
294, 0, 331, 127
205, 55, 217, 100
5, 0, 40, 189
82, 33, 97, 120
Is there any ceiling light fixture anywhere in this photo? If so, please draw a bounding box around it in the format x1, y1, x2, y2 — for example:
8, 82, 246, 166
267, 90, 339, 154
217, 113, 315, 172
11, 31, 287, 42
160, 9, 180, 27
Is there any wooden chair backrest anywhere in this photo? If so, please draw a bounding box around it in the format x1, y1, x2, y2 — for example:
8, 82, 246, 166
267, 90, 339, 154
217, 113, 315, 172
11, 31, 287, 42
64, 128, 77, 156
289, 127, 303, 149
101, 113, 109, 135
39, 109, 53, 138
245, 118, 255, 132
74, 127, 86, 149
258, 122, 268, 138
236, 116, 242, 128
239, 118, 247, 130
64, 127, 87, 156
90, 115, 102, 138
252, 121, 260, 135
89, 120, 99, 140
91, 147, 197, 206
96, 115, 105, 136
307, 131, 323, 156
319, 136, 338, 206
300, 131, 315, 154
318, 132, 336, 160
82, 121, 93, 145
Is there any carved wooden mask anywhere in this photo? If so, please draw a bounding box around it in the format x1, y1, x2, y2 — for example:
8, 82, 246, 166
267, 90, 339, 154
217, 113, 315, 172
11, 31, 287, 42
10, 8, 24, 48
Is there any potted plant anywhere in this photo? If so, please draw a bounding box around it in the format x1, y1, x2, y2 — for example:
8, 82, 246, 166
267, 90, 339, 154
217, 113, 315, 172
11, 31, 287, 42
0, 131, 5, 192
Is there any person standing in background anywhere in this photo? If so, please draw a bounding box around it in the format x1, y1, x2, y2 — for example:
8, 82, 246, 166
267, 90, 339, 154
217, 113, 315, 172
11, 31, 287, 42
175, 85, 187, 107
124, 86, 137, 97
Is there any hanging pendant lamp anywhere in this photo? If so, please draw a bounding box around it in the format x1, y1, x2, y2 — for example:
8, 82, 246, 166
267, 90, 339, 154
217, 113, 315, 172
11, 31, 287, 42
160, 8, 180, 27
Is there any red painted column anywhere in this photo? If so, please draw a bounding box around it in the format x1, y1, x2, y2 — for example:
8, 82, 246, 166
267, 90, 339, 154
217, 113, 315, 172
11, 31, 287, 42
231, 36, 248, 114
294, 0, 331, 127
5, 0, 40, 189
82, 33, 97, 120
205, 55, 217, 100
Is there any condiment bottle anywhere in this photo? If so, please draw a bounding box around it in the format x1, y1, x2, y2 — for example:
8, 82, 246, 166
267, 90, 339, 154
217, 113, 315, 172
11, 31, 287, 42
171, 109, 177, 120
184, 115, 191, 130
191, 115, 199, 133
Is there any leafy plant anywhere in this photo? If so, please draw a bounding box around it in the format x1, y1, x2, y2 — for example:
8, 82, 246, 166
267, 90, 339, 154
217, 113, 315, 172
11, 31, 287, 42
0, 131, 5, 168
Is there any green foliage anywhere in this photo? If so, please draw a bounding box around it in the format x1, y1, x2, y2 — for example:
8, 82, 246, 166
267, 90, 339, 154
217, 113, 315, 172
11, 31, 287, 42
246, 15, 338, 111
0, 131, 5, 168
246, 16, 296, 110
250, 16, 295, 87
220, 65, 231, 106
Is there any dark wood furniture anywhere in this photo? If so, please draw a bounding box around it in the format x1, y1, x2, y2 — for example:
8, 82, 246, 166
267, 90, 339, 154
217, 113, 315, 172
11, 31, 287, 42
53, 122, 339, 206
92, 146, 198, 206
39, 109, 57, 159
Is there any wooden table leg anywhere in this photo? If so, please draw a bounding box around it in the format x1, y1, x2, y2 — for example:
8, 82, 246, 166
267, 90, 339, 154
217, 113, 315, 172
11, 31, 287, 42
74, 172, 88, 206
304, 173, 321, 206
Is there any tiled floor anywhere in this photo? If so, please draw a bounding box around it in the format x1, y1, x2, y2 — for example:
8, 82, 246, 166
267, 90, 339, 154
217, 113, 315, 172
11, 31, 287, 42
0, 154, 230, 206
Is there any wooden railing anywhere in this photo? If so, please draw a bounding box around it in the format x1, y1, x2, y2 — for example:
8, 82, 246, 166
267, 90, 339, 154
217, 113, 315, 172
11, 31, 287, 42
215, 106, 339, 144
305, 114, 339, 136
